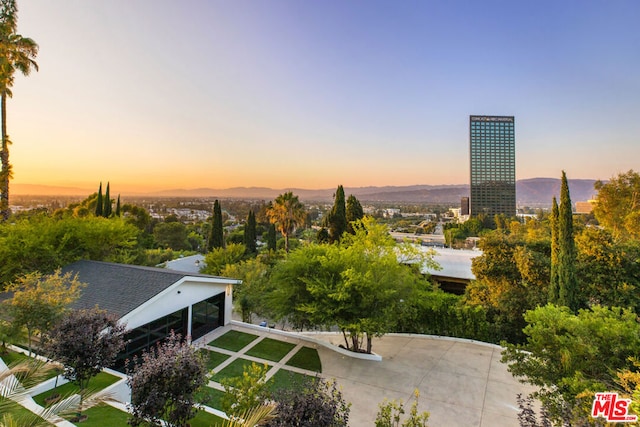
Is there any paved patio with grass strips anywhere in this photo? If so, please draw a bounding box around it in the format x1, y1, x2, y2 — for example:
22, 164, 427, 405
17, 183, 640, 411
195, 326, 322, 413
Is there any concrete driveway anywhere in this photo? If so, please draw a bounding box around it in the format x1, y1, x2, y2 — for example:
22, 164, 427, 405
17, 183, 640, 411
311, 333, 535, 427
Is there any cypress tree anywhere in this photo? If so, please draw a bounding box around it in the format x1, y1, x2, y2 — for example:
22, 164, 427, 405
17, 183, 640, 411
557, 171, 579, 311
267, 223, 277, 251
115, 194, 121, 217
548, 196, 559, 303
346, 194, 364, 234
95, 182, 103, 217
244, 210, 257, 254
208, 199, 224, 251
327, 185, 347, 243
103, 182, 112, 217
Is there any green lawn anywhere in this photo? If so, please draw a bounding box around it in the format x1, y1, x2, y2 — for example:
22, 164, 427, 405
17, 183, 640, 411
196, 386, 226, 410
0, 349, 30, 365
245, 338, 296, 362
0, 350, 64, 384
207, 330, 258, 352
199, 348, 231, 371
267, 369, 314, 393
189, 408, 227, 427
0, 397, 54, 426
67, 403, 130, 426
32, 372, 122, 407
211, 358, 270, 383
285, 346, 322, 372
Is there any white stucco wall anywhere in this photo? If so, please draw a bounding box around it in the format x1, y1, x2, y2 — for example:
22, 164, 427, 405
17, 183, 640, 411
120, 277, 237, 333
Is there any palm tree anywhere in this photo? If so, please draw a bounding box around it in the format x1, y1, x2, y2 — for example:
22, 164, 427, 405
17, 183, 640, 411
266, 192, 306, 253
0, 0, 38, 220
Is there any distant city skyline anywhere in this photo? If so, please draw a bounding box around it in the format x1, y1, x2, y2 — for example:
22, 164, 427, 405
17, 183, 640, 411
7, 1, 640, 194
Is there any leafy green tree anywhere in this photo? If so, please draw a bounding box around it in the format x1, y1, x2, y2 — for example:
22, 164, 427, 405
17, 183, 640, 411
45, 307, 126, 411
267, 243, 331, 331
202, 243, 246, 275
325, 185, 347, 243
465, 230, 550, 343
95, 182, 103, 217
128, 332, 207, 427
502, 304, 640, 424
209, 199, 224, 250
557, 171, 579, 312
593, 169, 640, 240
221, 257, 270, 323
0, 301, 22, 352
5, 269, 84, 355
115, 194, 121, 217
575, 227, 640, 311
153, 221, 190, 250
345, 194, 364, 234
0, 0, 38, 220
269, 217, 432, 353
266, 192, 306, 253
244, 210, 257, 254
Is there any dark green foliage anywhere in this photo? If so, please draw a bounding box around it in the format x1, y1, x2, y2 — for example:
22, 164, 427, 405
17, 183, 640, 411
345, 194, 364, 234
244, 210, 257, 254
0, 215, 139, 285
153, 221, 190, 250
326, 185, 347, 242
103, 182, 112, 217
95, 182, 103, 217
267, 223, 277, 251
208, 199, 224, 251
396, 291, 493, 342
46, 307, 126, 392
316, 227, 330, 243
548, 197, 559, 303
557, 171, 579, 312
115, 194, 121, 217
127, 332, 207, 427
502, 304, 640, 424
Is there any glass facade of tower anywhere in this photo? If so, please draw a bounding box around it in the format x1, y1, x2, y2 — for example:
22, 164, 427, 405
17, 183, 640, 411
469, 115, 515, 218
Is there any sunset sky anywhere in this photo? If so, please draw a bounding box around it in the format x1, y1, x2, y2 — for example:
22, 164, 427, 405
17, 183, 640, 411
7, 1, 640, 194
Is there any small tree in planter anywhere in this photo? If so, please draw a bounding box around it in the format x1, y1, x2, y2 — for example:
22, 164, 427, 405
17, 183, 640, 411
127, 332, 208, 427
45, 307, 126, 417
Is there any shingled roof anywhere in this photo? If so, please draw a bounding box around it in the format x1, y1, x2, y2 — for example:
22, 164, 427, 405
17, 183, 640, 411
61, 260, 216, 319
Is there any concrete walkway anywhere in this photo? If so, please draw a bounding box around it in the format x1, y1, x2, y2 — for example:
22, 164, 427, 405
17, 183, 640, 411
200, 325, 534, 427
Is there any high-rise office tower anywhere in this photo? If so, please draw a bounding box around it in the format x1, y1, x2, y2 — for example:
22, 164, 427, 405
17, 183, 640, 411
469, 115, 515, 218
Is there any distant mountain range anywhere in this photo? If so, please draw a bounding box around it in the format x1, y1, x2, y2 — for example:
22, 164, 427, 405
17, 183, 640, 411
12, 178, 600, 207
